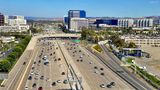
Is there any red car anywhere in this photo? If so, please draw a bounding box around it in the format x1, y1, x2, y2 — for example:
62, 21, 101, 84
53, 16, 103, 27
38, 87, 43, 90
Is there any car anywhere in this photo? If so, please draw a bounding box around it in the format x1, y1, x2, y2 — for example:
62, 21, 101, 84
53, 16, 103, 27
28, 76, 32, 80
63, 80, 68, 84
52, 82, 56, 86
57, 80, 61, 83
30, 72, 34, 75
100, 84, 105, 88
77, 59, 79, 62
80, 55, 83, 58
89, 62, 92, 64
38, 60, 41, 63
58, 58, 61, 61
34, 62, 36, 64
100, 68, 104, 71
110, 82, 116, 86
79, 50, 81, 52
24, 87, 28, 90
106, 84, 112, 88
61, 72, 65, 75
38, 87, 43, 90
80, 60, 83, 62
94, 70, 98, 74
101, 73, 104, 76
40, 76, 44, 80
94, 66, 98, 69
32, 83, 36, 87
23, 62, 26, 65
32, 67, 35, 70
50, 53, 52, 56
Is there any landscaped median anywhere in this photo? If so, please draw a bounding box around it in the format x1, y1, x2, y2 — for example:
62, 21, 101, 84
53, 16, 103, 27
130, 64, 160, 89
92, 44, 103, 53
0, 35, 31, 73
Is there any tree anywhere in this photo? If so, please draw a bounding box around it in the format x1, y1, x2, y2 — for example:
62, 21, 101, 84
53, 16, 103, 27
81, 30, 87, 40
6, 57, 15, 65
13, 46, 23, 56
0, 60, 11, 72
127, 42, 137, 48
8, 52, 17, 60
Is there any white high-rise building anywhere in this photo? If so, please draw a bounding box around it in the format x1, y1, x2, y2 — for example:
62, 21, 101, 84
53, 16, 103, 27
8, 15, 27, 26
70, 18, 88, 32
4, 15, 8, 25
134, 19, 153, 28
118, 19, 134, 27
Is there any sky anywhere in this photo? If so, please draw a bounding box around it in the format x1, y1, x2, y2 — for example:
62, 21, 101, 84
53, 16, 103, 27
0, 0, 160, 17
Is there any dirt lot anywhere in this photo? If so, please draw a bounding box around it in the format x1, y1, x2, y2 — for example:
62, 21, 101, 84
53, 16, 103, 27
134, 46, 160, 79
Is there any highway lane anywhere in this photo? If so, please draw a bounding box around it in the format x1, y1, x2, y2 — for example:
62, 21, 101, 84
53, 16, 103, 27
24, 40, 71, 90
0, 37, 38, 90
89, 44, 152, 90
62, 40, 134, 90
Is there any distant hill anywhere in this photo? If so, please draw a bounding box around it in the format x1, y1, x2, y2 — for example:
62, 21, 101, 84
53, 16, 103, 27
25, 16, 53, 21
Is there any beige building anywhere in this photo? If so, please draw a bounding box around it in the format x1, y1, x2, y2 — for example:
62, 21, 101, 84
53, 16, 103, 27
8, 15, 27, 26
121, 35, 160, 47
0, 36, 15, 43
70, 18, 88, 32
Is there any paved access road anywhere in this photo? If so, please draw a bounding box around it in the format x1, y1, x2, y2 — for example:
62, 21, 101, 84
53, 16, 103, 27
62, 40, 134, 90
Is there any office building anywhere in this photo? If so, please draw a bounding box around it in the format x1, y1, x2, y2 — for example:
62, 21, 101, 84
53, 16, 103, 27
68, 10, 86, 29
8, 15, 27, 26
121, 35, 160, 47
134, 19, 153, 28
94, 19, 118, 28
70, 18, 88, 32
118, 19, 134, 27
4, 15, 9, 25
68, 10, 86, 18
0, 13, 4, 26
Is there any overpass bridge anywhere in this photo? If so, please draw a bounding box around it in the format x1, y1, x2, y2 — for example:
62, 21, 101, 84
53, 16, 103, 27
36, 33, 81, 39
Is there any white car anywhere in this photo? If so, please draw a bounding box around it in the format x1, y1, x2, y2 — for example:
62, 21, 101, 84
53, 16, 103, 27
57, 80, 61, 83
25, 87, 28, 89
100, 84, 105, 88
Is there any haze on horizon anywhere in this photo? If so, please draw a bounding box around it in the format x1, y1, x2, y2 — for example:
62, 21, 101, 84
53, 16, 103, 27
0, 0, 160, 17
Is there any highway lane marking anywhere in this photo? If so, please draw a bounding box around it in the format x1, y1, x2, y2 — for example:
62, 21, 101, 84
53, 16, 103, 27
16, 46, 40, 90
6, 51, 30, 90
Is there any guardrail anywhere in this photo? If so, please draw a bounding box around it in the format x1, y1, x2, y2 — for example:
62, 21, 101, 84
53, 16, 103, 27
57, 42, 83, 90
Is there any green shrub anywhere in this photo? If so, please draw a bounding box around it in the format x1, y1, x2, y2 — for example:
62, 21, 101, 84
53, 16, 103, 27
93, 44, 103, 52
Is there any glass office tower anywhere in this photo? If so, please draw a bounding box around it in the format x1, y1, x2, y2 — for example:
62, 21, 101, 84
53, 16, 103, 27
68, 10, 86, 29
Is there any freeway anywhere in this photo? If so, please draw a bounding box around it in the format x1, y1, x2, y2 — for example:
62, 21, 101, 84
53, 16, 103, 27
62, 40, 134, 90
24, 40, 71, 90
88, 44, 152, 90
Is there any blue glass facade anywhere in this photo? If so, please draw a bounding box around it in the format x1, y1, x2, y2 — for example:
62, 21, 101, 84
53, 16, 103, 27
68, 10, 86, 18
94, 19, 118, 28
95, 19, 118, 25
68, 10, 86, 29
64, 16, 68, 24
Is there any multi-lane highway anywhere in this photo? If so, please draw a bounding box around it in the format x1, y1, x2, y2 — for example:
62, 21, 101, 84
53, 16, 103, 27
24, 40, 71, 90
0, 32, 153, 90
89, 44, 153, 90
61, 40, 134, 90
